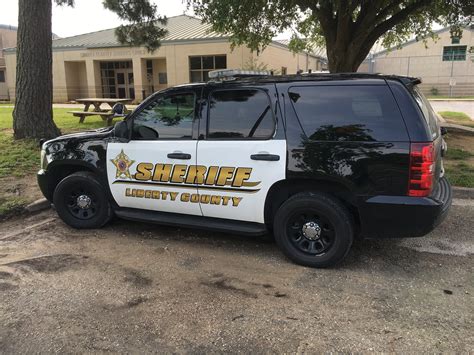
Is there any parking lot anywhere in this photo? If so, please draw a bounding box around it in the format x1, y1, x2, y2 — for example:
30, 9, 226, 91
0, 199, 473, 352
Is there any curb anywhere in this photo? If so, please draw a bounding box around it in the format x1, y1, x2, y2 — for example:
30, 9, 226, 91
25, 198, 52, 213
429, 99, 474, 102
440, 123, 474, 134
452, 186, 474, 200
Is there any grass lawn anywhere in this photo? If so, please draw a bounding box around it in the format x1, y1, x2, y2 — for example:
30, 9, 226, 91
0, 107, 116, 218
438, 111, 474, 128
443, 131, 474, 188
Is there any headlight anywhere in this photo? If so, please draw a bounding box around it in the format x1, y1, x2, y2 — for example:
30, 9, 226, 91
40, 149, 48, 170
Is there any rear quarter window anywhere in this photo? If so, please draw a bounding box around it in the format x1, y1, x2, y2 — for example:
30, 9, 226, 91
288, 85, 408, 142
410, 86, 439, 139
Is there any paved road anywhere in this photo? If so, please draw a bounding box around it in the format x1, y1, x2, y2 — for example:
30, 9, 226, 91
0, 200, 473, 352
429, 100, 474, 119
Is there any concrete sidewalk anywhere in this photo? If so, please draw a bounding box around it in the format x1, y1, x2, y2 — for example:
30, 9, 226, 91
429, 100, 474, 119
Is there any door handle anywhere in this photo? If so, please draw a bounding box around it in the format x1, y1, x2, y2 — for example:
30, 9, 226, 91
250, 154, 280, 161
167, 153, 191, 160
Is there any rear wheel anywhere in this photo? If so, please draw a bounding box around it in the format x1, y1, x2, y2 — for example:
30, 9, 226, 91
273, 192, 353, 268
53, 171, 113, 229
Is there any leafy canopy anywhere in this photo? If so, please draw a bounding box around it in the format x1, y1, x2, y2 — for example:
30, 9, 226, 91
189, 0, 473, 71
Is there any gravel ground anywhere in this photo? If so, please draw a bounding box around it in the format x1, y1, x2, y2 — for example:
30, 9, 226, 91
0, 200, 472, 353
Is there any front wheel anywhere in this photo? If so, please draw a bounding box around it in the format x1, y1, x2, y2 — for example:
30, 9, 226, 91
53, 171, 113, 229
273, 192, 354, 268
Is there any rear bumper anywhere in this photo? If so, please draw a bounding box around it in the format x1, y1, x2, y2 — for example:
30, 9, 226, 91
358, 177, 452, 238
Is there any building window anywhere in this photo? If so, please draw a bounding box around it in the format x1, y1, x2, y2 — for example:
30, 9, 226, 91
145, 59, 154, 95
442, 46, 467, 61
281, 67, 287, 75
100, 61, 133, 98
158, 72, 167, 84
0, 70, 5, 83
189, 55, 226, 83
146, 60, 153, 82
451, 36, 460, 44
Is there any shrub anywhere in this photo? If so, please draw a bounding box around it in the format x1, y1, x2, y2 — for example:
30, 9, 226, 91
430, 87, 439, 96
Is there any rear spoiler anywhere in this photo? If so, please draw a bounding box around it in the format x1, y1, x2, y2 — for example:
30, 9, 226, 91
400, 76, 422, 86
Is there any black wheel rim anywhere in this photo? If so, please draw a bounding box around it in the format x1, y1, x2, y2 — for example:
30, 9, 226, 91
286, 210, 335, 256
64, 185, 99, 220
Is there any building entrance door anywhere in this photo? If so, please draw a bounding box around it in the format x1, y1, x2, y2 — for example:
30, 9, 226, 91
115, 69, 135, 99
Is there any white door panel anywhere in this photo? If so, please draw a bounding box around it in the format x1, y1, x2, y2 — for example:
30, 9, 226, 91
106, 141, 202, 216
196, 139, 286, 223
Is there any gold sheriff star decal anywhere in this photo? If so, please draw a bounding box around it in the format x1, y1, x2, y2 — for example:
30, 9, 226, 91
111, 149, 135, 179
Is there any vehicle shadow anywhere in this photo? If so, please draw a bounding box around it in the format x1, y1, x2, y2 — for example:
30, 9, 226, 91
102, 216, 448, 271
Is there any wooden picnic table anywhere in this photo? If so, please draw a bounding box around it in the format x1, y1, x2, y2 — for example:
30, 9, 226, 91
69, 98, 132, 125
75, 98, 132, 112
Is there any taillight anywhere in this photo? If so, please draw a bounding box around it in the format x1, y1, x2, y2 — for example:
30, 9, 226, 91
408, 142, 435, 197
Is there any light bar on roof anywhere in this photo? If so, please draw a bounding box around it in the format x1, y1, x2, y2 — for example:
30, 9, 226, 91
208, 69, 272, 79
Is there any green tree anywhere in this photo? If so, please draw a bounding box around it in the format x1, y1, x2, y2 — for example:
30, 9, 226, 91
189, 0, 473, 73
13, 0, 167, 140
242, 57, 280, 74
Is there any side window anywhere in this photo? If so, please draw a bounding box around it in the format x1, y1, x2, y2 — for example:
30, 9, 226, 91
288, 85, 408, 142
208, 89, 275, 139
411, 85, 439, 139
132, 92, 195, 140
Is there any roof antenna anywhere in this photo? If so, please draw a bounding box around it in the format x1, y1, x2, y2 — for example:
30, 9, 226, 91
308, 69, 312, 73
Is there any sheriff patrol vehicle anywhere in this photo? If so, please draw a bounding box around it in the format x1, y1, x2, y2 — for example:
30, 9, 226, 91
38, 70, 452, 267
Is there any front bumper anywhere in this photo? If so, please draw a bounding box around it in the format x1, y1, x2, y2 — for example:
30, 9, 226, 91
37, 169, 53, 202
358, 177, 452, 238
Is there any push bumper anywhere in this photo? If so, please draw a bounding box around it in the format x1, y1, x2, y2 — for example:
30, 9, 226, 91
37, 169, 53, 202
359, 177, 452, 238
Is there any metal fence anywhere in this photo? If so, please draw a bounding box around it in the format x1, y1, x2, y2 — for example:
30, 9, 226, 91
363, 53, 474, 97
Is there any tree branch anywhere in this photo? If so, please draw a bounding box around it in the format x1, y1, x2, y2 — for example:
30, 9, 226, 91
366, 0, 432, 45
374, 0, 405, 24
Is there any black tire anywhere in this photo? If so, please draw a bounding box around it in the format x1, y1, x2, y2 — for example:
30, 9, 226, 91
273, 192, 353, 268
53, 171, 113, 229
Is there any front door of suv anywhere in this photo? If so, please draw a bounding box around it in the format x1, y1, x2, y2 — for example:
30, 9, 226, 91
106, 87, 202, 215
196, 85, 286, 224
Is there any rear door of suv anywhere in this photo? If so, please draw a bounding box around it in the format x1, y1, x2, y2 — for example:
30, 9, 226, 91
281, 79, 411, 197
195, 83, 286, 223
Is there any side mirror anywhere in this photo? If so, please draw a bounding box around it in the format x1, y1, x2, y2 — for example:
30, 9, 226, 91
114, 120, 129, 140
441, 126, 448, 136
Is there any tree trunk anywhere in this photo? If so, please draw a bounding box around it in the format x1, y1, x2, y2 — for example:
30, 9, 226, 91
13, 0, 60, 140
327, 53, 366, 73
326, 42, 367, 73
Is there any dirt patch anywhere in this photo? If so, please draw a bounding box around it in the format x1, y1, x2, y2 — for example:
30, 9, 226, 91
5, 254, 88, 273
0, 174, 42, 220
201, 276, 259, 299
0, 270, 14, 279
126, 295, 149, 308
0, 208, 472, 352
0, 282, 18, 291
178, 255, 202, 269
123, 268, 153, 287
445, 131, 474, 155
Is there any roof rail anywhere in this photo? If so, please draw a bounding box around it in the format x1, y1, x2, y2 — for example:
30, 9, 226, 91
208, 69, 272, 80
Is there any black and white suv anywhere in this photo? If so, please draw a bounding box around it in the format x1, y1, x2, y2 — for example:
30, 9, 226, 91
38, 71, 452, 267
